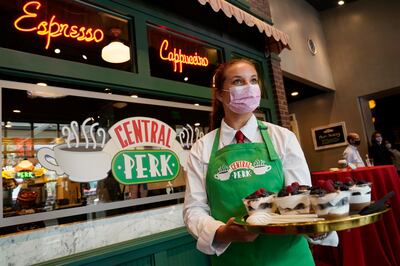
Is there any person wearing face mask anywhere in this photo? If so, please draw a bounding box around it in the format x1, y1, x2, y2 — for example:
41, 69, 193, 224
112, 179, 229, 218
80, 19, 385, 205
384, 140, 400, 173
183, 59, 337, 266
343, 133, 365, 167
368, 131, 392, 166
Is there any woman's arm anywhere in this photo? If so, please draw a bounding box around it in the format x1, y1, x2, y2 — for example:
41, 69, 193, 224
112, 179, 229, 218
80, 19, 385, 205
183, 140, 229, 255
280, 130, 312, 186
183, 139, 258, 255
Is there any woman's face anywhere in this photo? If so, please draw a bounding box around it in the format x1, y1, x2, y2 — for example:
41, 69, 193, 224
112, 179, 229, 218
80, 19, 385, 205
217, 62, 258, 106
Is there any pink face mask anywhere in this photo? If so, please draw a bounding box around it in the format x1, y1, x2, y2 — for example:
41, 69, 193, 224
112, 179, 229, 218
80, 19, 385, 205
224, 84, 261, 114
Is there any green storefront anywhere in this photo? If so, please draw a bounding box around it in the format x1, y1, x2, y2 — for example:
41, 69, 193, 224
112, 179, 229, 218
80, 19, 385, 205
0, 0, 290, 264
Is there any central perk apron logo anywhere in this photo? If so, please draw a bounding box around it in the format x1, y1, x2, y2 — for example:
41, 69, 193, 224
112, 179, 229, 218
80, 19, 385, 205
214, 159, 272, 181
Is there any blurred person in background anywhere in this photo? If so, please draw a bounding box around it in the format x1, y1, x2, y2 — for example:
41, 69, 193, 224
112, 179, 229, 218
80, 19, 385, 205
343, 133, 365, 167
385, 140, 400, 174
369, 131, 392, 165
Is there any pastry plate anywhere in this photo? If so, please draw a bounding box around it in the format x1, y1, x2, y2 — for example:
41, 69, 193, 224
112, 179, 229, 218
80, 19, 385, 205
233, 206, 391, 235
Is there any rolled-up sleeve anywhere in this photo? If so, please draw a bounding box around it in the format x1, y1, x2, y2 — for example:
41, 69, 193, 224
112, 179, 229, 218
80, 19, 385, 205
183, 139, 230, 255
280, 130, 312, 186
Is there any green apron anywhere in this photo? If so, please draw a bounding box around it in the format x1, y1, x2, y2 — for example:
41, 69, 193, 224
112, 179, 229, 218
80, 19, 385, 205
206, 121, 314, 266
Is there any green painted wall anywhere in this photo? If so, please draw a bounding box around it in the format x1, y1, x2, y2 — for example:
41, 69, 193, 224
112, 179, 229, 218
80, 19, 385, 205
35, 227, 210, 266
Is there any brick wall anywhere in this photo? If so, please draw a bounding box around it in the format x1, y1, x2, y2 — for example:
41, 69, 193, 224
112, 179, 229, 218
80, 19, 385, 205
247, 0, 272, 20
248, 0, 289, 128
265, 41, 290, 128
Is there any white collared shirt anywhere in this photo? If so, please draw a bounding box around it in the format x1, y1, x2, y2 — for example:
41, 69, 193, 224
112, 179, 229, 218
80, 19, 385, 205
183, 115, 314, 255
343, 145, 365, 167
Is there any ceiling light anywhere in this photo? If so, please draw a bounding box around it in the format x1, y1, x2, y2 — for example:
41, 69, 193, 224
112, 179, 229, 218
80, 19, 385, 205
27, 90, 66, 98
194, 103, 200, 106
368, 100, 376, 109
338, 1, 345, 5
101, 41, 130, 63
102, 28, 131, 64
13, 109, 21, 113
82, 55, 87, 60
54, 48, 61, 54
112, 102, 128, 109
291, 91, 299, 96
130, 95, 138, 98
194, 123, 200, 126
37, 82, 47, 86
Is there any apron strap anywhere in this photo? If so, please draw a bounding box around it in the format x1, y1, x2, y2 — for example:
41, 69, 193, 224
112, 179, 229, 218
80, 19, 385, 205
257, 120, 279, 161
209, 121, 279, 161
209, 129, 221, 163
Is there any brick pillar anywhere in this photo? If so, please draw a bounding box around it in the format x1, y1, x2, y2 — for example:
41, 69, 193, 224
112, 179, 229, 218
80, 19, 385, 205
265, 39, 290, 128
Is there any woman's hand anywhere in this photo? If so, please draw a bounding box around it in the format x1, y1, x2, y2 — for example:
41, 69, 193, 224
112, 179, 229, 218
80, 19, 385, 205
213, 217, 259, 245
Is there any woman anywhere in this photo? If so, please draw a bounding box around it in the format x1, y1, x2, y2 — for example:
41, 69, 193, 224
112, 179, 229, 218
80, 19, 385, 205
369, 132, 392, 166
183, 59, 336, 265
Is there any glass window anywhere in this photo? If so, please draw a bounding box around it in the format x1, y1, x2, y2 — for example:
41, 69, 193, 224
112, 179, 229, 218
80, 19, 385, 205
1, 84, 210, 225
0, 0, 135, 72
147, 23, 222, 87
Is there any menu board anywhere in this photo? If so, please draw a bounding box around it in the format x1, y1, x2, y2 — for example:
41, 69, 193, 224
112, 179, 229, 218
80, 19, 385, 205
311, 122, 347, 150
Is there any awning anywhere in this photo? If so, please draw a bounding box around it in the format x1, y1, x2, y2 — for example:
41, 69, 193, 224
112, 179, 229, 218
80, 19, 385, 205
197, 0, 290, 48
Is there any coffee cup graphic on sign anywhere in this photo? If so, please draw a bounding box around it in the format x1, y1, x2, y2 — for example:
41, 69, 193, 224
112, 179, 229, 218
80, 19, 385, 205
37, 118, 112, 182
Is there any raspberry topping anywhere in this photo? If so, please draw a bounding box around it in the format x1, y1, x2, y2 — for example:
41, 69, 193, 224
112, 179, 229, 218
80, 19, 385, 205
245, 188, 273, 199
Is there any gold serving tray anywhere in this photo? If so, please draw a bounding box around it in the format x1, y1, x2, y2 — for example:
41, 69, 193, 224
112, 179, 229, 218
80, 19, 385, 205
234, 206, 391, 235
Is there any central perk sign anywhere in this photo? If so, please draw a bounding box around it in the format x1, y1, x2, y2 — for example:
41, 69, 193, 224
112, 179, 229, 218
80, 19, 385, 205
104, 117, 184, 185
37, 117, 185, 184
112, 150, 180, 185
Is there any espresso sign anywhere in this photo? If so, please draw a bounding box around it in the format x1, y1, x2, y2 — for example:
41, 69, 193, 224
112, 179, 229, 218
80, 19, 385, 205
311, 122, 347, 150
14, 1, 104, 50
1, 0, 133, 71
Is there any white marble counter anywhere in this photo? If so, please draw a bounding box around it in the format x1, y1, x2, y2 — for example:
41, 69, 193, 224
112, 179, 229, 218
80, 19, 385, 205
0, 204, 184, 266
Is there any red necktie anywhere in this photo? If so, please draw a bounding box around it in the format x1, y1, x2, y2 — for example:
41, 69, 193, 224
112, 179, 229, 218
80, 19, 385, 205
235, 130, 245, 144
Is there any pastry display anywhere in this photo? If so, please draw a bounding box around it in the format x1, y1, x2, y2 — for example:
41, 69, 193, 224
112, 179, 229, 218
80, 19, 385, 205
243, 188, 276, 215
17, 189, 38, 209
310, 180, 350, 218
274, 182, 311, 215
14, 160, 35, 172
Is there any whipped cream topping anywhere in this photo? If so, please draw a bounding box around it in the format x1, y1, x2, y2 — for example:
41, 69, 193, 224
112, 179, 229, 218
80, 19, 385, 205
274, 194, 310, 209
310, 191, 350, 216
243, 195, 275, 214
349, 184, 371, 203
